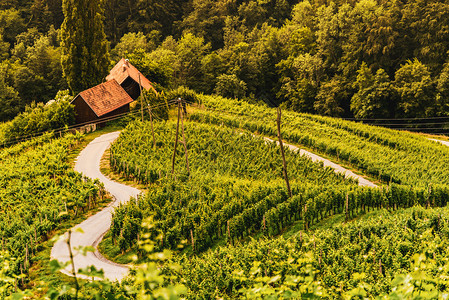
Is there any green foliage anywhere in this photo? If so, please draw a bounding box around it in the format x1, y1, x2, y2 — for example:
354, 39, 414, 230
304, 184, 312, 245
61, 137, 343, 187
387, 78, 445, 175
0, 9, 25, 45
13, 33, 65, 106
0, 77, 21, 121
60, 0, 110, 94
143, 90, 169, 121
214, 74, 247, 99
165, 86, 199, 105
127, 48, 175, 88
109, 117, 449, 263
351, 62, 394, 119
394, 59, 435, 118
314, 76, 346, 117
0, 133, 106, 295
191, 94, 449, 187
0, 97, 75, 146
0, 34, 9, 60
111, 32, 153, 62
109, 120, 356, 253
436, 62, 449, 117
174, 33, 211, 91
4, 0, 449, 119
174, 206, 449, 298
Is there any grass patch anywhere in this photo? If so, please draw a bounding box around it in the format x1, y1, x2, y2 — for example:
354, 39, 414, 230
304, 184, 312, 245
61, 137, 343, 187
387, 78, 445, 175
100, 147, 148, 191
97, 232, 136, 265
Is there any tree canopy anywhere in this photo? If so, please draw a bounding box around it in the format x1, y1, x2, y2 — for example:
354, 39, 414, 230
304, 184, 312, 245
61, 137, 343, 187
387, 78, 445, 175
1, 0, 449, 121
60, 0, 109, 94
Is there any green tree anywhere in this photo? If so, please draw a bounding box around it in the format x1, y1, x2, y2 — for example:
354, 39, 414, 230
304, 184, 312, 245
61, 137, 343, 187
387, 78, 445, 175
214, 73, 247, 99
60, 0, 109, 94
10, 33, 65, 108
0, 8, 25, 45
314, 76, 347, 117
0, 34, 9, 61
174, 33, 211, 90
337, 0, 399, 79
402, 0, 449, 74
436, 62, 449, 116
394, 59, 435, 118
110, 32, 151, 62
128, 47, 176, 88
290, 0, 315, 30
29, 0, 53, 32
277, 53, 322, 113
182, 0, 235, 49
0, 78, 21, 121
350, 62, 393, 119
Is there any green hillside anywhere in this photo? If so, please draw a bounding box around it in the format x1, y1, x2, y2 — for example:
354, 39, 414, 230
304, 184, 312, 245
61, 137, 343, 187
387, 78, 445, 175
193, 94, 449, 187
0, 132, 108, 297
96, 98, 449, 298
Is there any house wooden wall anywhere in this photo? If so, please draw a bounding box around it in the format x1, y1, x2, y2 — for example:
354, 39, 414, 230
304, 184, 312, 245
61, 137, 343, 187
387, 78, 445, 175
72, 96, 130, 126
72, 95, 97, 125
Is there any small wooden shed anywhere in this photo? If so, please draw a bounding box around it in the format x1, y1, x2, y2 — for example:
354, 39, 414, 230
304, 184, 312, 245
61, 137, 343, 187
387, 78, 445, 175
71, 79, 134, 125
106, 58, 157, 100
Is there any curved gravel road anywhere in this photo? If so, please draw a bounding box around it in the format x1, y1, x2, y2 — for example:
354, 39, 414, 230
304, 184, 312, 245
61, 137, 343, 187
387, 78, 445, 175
263, 137, 377, 188
50, 130, 376, 282
51, 131, 140, 282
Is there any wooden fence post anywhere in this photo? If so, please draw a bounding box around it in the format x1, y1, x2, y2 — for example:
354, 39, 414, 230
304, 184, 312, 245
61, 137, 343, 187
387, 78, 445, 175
276, 107, 292, 198
345, 193, 349, 222
171, 99, 181, 175
180, 99, 190, 175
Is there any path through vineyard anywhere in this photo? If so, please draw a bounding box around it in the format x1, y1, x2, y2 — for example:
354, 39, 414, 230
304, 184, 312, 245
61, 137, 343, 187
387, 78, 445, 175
51, 131, 139, 282
50, 129, 378, 282
263, 137, 377, 187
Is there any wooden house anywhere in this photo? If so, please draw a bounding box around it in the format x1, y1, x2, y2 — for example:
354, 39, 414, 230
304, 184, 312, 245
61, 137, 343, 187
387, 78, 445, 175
106, 58, 157, 100
71, 79, 134, 126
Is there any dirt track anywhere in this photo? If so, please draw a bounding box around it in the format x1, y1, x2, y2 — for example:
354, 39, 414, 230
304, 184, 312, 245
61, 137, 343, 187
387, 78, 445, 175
50, 131, 139, 282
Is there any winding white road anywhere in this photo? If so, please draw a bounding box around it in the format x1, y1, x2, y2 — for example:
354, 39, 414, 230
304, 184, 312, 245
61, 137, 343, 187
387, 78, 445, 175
263, 137, 377, 188
50, 131, 140, 282
50, 130, 376, 282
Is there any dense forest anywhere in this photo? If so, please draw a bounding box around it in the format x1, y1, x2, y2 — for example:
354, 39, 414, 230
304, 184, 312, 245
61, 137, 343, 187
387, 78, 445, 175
1, 0, 449, 122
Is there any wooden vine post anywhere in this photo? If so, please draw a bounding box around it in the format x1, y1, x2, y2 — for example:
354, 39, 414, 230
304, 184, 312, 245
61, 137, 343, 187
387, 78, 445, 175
276, 107, 292, 198
190, 229, 194, 252
138, 73, 156, 148
180, 98, 190, 176
140, 80, 144, 122
171, 98, 181, 175
345, 193, 349, 222
171, 98, 189, 176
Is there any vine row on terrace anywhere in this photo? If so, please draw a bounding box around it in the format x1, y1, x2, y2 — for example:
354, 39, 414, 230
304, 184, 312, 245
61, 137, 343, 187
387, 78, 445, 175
109, 120, 449, 253
171, 206, 449, 298
191, 94, 449, 187
0, 132, 107, 293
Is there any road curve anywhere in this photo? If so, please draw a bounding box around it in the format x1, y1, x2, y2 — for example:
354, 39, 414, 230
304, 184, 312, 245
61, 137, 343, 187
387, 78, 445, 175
263, 137, 377, 188
51, 131, 140, 282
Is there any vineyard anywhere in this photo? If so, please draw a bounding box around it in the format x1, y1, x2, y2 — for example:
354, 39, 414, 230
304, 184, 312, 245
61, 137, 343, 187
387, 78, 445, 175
97, 92, 449, 299
172, 205, 449, 298
1, 93, 448, 298
191, 95, 449, 187
108, 120, 449, 257
0, 132, 107, 296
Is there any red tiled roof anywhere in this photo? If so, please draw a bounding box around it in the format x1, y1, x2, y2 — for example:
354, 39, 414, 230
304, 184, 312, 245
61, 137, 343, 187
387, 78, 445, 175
106, 58, 157, 93
75, 79, 134, 117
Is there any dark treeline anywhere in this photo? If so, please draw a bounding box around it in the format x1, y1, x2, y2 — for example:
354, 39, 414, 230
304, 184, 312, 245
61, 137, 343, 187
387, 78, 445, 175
1, 0, 449, 122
